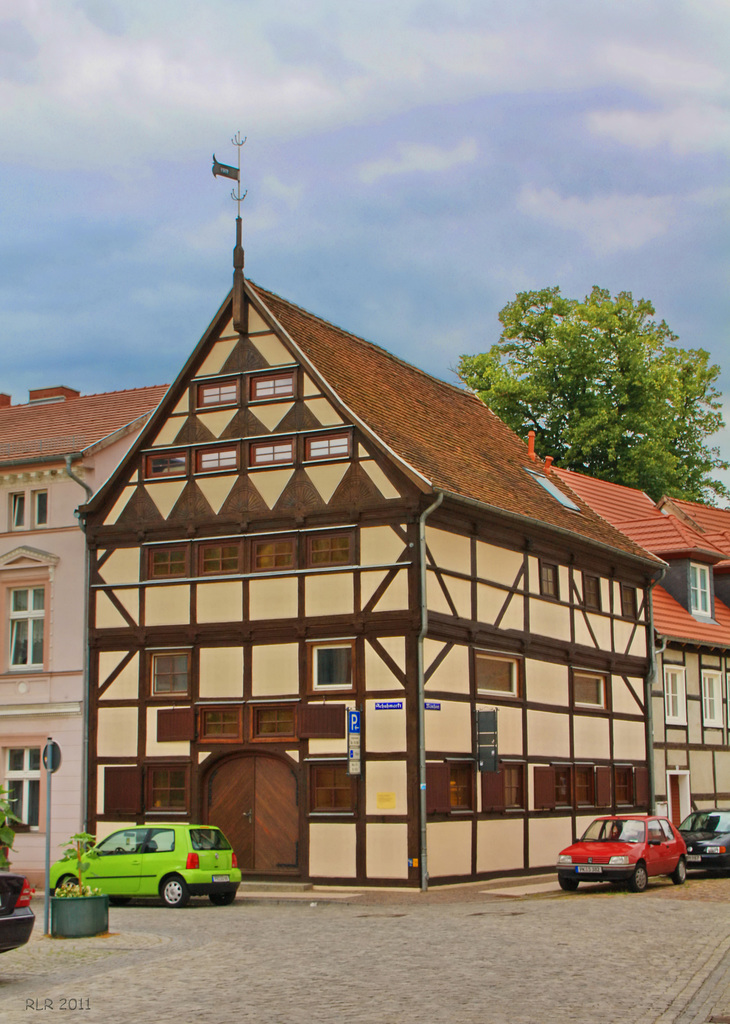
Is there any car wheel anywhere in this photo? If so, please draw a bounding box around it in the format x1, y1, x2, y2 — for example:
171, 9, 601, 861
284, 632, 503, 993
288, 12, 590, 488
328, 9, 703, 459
208, 891, 236, 906
109, 896, 132, 906
558, 876, 579, 892
628, 862, 648, 893
671, 856, 687, 886
160, 875, 190, 908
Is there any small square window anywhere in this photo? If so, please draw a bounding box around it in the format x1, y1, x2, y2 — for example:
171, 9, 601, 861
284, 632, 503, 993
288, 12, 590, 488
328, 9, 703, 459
620, 585, 637, 619
305, 434, 351, 461
251, 538, 296, 572
583, 574, 601, 611
149, 548, 187, 578
145, 453, 188, 478
148, 767, 189, 811
151, 653, 190, 696
250, 439, 294, 467
310, 764, 355, 812
307, 533, 352, 567
199, 544, 241, 575
197, 379, 239, 408
199, 707, 242, 742
540, 561, 559, 598
196, 447, 238, 473
251, 705, 296, 740
250, 373, 295, 401
312, 644, 353, 690
573, 672, 606, 708
475, 653, 518, 696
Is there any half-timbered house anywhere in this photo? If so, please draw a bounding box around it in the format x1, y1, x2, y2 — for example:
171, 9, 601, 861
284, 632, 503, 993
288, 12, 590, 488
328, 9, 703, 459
81, 283, 663, 886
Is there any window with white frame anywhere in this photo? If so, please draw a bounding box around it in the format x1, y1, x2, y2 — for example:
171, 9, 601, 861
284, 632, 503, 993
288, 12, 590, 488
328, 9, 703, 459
664, 666, 687, 725
9, 587, 45, 668
32, 491, 48, 527
690, 563, 711, 617
311, 643, 353, 690
6, 747, 41, 826
702, 671, 723, 727
10, 493, 25, 530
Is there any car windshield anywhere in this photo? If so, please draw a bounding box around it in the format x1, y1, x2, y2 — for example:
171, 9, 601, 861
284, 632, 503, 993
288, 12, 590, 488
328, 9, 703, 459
679, 811, 730, 833
581, 819, 646, 843
190, 828, 231, 851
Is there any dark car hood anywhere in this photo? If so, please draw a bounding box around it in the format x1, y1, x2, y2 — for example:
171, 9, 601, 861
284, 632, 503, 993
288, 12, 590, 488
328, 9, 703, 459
682, 830, 730, 845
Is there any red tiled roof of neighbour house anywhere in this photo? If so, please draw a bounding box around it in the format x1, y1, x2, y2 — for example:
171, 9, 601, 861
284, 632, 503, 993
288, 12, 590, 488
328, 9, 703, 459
553, 467, 726, 563
653, 585, 730, 645
244, 283, 662, 566
657, 496, 730, 557
0, 385, 169, 464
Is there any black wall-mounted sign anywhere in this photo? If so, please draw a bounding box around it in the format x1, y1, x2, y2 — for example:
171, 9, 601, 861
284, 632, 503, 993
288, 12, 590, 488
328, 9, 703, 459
477, 710, 498, 773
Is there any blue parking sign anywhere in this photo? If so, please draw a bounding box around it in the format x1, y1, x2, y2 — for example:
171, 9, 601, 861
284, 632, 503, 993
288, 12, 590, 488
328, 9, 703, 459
348, 710, 361, 734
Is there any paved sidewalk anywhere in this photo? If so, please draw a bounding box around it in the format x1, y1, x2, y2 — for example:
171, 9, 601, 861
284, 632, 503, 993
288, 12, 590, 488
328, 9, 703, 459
0, 874, 727, 1024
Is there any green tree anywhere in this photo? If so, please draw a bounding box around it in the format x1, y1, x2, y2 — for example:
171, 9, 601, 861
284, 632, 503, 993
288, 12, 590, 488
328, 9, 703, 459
458, 286, 728, 503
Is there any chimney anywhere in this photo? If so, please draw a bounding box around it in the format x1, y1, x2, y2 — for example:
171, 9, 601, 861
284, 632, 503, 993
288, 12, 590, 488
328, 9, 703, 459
28, 386, 80, 405
544, 456, 553, 474
527, 430, 537, 461
0, 394, 11, 407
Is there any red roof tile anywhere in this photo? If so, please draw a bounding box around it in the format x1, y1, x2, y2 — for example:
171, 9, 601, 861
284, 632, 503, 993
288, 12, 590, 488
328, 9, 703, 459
653, 585, 730, 645
658, 497, 730, 558
0, 385, 168, 464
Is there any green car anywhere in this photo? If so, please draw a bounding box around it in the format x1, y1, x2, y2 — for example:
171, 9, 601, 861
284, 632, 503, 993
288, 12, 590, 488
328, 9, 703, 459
49, 824, 241, 907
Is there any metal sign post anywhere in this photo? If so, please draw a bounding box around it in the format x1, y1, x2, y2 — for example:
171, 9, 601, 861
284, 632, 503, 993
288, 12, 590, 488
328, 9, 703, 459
42, 739, 62, 935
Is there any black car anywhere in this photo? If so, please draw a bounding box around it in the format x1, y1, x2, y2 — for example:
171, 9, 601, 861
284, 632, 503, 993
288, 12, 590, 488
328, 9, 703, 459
679, 809, 730, 872
0, 872, 35, 953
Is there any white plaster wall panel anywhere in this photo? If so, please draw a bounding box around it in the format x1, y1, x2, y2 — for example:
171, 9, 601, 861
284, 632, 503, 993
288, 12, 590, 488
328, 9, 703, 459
424, 641, 469, 694
97, 707, 138, 757
427, 569, 453, 616
527, 556, 539, 592
364, 569, 409, 613
360, 569, 387, 609
426, 820, 472, 877
626, 627, 647, 659
365, 639, 405, 692
689, 749, 715, 792
247, 307, 270, 333
360, 460, 400, 500
172, 392, 189, 415
145, 480, 187, 520
98, 652, 139, 701
652, 697, 666, 742
665, 731, 688, 757
196, 475, 238, 515
302, 373, 319, 396
196, 581, 243, 623
304, 397, 344, 426
476, 819, 524, 873
97, 650, 127, 686
424, 700, 472, 753
525, 659, 568, 706
376, 635, 406, 672
714, 752, 730, 792
654, 748, 667, 795
476, 583, 523, 631
251, 402, 294, 433
145, 585, 190, 626
95, 591, 128, 629
365, 761, 408, 815
150, 418, 185, 447
573, 715, 610, 760
195, 337, 238, 376
685, 653, 700, 695
441, 575, 471, 619
199, 647, 244, 699
249, 577, 298, 620
575, 813, 596, 836
612, 720, 646, 761
481, 703, 522, 756
146, 707, 190, 757
104, 484, 136, 525
687, 699, 702, 744
360, 525, 406, 566
527, 710, 570, 758
365, 700, 407, 752
305, 464, 349, 504
305, 573, 354, 617
704, 729, 723, 746
559, 566, 570, 598
113, 588, 139, 625
98, 548, 140, 585
611, 676, 643, 716
366, 823, 409, 879
529, 599, 571, 640
425, 527, 471, 576
574, 613, 611, 651
251, 643, 298, 697
249, 469, 294, 509
250, 332, 292, 366
475, 541, 523, 585
196, 408, 238, 438
309, 822, 357, 878
528, 817, 573, 868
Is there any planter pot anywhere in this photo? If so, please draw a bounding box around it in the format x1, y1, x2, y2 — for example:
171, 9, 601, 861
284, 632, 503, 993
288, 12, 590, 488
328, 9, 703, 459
50, 895, 109, 938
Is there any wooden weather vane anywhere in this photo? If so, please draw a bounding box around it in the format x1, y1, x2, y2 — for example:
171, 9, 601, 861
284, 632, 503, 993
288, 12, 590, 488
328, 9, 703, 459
213, 133, 247, 331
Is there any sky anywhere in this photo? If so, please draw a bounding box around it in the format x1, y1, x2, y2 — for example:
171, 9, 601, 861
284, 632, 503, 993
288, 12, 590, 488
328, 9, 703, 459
2, 0, 730, 487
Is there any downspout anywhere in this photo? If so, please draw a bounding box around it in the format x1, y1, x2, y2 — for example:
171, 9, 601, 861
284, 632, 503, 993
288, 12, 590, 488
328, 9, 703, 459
417, 489, 444, 893
65, 456, 93, 831
645, 568, 667, 814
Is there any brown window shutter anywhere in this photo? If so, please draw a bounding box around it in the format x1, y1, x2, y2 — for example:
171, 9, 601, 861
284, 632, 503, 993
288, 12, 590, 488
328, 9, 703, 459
481, 766, 505, 812
157, 707, 195, 742
634, 766, 649, 808
426, 763, 451, 814
298, 703, 346, 739
104, 766, 142, 815
595, 766, 612, 807
533, 766, 556, 809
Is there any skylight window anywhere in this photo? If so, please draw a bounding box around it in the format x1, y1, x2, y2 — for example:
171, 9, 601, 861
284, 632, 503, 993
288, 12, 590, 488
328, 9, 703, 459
525, 469, 581, 512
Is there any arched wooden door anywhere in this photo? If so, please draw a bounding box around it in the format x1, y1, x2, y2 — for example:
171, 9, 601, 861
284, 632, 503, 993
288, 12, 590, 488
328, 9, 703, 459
205, 755, 300, 874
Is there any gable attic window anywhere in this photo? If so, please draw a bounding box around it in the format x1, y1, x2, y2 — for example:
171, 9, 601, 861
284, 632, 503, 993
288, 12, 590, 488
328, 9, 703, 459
145, 453, 187, 478
524, 468, 580, 512
250, 372, 295, 401
690, 563, 711, 617
149, 547, 187, 579
195, 447, 238, 473
305, 434, 351, 461
249, 439, 294, 467
196, 379, 238, 408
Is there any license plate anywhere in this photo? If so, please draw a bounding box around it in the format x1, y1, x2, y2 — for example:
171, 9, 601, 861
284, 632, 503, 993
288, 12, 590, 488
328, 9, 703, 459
577, 864, 602, 873
212, 874, 229, 883
686, 855, 701, 862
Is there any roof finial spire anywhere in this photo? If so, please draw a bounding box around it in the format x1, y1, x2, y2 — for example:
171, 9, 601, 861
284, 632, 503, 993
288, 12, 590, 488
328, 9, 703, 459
212, 133, 247, 332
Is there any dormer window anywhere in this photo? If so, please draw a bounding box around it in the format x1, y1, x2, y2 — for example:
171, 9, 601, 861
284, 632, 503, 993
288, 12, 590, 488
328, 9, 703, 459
690, 563, 711, 617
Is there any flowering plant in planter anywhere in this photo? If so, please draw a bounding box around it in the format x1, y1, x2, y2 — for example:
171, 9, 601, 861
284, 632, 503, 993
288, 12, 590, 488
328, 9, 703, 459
56, 832, 98, 897
54, 881, 101, 898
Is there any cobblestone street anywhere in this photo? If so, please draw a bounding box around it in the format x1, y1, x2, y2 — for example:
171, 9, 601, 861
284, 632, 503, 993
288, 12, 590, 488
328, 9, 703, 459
0, 876, 729, 1024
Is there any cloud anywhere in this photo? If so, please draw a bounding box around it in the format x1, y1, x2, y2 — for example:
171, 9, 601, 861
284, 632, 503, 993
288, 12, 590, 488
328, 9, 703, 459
358, 139, 478, 184
517, 186, 676, 254
589, 102, 730, 155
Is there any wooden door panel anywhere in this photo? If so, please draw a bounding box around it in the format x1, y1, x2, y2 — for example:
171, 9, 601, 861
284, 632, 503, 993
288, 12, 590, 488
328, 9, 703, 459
207, 758, 255, 869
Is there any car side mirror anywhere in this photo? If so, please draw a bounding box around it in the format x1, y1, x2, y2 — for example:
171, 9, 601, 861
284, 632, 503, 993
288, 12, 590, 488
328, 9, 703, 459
649, 839, 661, 846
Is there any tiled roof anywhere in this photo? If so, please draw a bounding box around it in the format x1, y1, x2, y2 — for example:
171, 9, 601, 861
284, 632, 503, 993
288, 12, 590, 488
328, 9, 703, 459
658, 497, 730, 558
653, 585, 730, 646
553, 468, 725, 561
0, 386, 168, 464
247, 283, 661, 566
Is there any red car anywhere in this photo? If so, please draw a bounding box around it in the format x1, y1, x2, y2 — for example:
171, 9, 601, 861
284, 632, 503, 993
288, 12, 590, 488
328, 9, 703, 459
556, 815, 687, 892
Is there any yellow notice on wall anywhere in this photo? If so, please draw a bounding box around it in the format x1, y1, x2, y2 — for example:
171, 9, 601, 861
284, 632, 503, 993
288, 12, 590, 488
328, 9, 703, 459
376, 792, 397, 810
